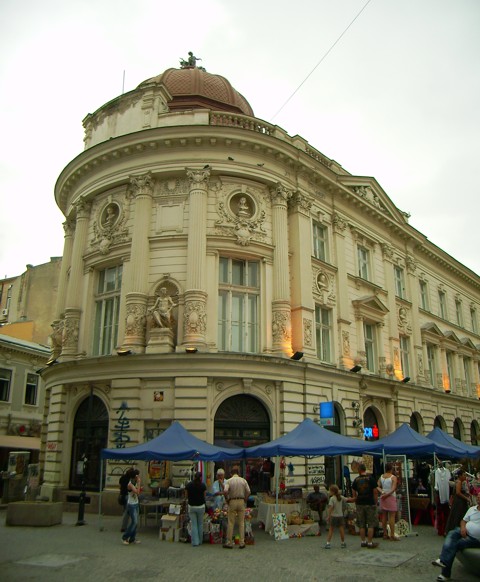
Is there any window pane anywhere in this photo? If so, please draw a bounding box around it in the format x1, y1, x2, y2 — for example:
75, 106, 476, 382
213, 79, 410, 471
247, 295, 257, 352
232, 260, 244, 286
217, 291, 227, 350
231, 293, 244, 351
219, 257, 228, 283
0, 368, 12, 401
248, 262, 259, 288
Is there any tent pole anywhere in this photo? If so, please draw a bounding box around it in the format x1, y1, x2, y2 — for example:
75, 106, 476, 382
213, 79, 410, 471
98, 458, 104, 531
275, 455, 280, 513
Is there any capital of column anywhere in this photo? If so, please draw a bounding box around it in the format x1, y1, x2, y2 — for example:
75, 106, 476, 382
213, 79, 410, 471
74, 199, 91, 220
269, 183, 291, 207
186, 167, 211, 190
288, 191, 313, 214
129, 172, 154, 198
331, 212, 348, 233
62, 219, 75, 238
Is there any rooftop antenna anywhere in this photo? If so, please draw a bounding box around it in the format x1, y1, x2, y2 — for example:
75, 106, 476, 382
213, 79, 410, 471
122, 70, 125, 95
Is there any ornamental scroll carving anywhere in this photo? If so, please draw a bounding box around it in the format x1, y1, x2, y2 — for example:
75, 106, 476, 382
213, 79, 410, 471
331, 212, 347, 232
303, 318, 312, 346
186, 167, 210, 185
184, 300, 207, 335
125, 303, 146, 337
272, 310, 291, 343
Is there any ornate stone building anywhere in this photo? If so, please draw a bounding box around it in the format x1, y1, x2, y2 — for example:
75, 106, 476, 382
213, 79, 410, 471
39, 61, 480, 506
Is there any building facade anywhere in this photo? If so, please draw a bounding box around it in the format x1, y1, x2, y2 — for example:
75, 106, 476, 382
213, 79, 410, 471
39, 62, 480, 506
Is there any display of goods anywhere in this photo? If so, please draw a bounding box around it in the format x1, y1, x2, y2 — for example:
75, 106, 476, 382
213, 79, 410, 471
288, 511, 303, 525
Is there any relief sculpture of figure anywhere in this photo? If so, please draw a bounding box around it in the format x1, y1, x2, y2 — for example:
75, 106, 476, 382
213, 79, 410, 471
149, 288, 177, 328
237, 196, 251, 218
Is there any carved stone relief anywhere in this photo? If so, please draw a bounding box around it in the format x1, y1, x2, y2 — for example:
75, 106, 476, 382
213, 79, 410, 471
397, 306, 412, 334
303, 318, 312, 346
215, 184, 267, 246
184, 300, 207, 335
342, 331, 350, 356
272, 310, 291, 343
91, 192, 131, 255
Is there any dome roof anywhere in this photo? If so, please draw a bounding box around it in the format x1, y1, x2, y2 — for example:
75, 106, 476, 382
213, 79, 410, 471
138, 67, 254, 117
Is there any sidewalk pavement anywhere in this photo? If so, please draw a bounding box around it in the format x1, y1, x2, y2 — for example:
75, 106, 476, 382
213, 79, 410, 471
0, 510, 477, 582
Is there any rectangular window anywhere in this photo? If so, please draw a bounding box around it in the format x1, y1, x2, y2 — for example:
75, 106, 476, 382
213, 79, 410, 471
93, 265, 123, 356
357, 246, 370, 280
419, 280, 429, 311
364, 323, 376, 372
0, 368, 12, 401
394, 266, 406, 299
312, 222, 328, 262
471, 308, 478, 334
427, 344, 436, 386
399, 335, 410, 377
315, 306, 332, 362
218, 257, 259, 353
455, 300, 463, 327
24, 373, 38, 405
438, 290, 447, 319
446, 351, 455, 392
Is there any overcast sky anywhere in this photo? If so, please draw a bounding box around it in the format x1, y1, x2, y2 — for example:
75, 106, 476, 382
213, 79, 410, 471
1, 0, 479, 279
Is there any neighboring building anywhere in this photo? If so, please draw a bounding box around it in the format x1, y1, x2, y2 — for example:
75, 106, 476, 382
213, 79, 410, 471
0, 333, 49, 499
39, 59, 480, 509
0, 258, 61, 346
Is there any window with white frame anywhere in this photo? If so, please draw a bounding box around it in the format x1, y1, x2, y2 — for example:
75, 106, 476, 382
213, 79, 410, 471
470, 307, 477, 334
24, 373, 38, 405
419, 280, 429, 311
446, 351, 455, 391
364, 323, 377, 372
0, 368, 12, 401
438, 290, 447, 319
394, 266, 406, 299
357, 246, 370, 280
218, 257, 259, 353
93, 265, 123, 356
426, 344, 436, 386
455, 299, 463, 327
399, 335, 410, 377
315, 305, 332, 362
312, 221, 328, 262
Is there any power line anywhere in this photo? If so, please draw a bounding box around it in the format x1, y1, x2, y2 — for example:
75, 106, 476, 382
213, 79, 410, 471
271, 0, 373, 122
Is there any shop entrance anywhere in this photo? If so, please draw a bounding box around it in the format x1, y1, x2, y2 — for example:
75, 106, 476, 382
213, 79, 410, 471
214, 394, 270, 493
69, 394, 108, 491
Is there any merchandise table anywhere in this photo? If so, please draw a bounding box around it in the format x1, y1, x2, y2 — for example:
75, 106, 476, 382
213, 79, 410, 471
257, 501, 301, 534
409, 495, 435, 526
139, 499, 171, 526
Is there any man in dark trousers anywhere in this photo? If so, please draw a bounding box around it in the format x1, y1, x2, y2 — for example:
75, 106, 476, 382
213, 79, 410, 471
351, 463, 379, 548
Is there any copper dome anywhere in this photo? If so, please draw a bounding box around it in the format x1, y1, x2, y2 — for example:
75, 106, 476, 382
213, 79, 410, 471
138, 67, 254, 117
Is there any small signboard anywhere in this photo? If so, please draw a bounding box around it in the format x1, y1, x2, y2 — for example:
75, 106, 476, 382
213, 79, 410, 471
319, 402, 334, 427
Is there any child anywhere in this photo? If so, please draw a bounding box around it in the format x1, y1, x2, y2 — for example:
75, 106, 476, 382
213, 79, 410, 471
325, 484, 346, 549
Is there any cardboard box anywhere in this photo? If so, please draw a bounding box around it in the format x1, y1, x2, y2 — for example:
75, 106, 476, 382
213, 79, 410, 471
161, 514, 180, 528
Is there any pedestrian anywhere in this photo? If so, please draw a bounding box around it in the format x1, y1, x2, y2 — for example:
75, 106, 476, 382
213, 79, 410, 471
377, 462, 399, 541
432, 491, 480, 581
324, 484, 347, 549
351, 463, 379, 549
445, 469, 470, 534
119, 468, 134, 532
121, 469, 141, 545
185, 471, 207, 547
306, 484, 328, 534
223, 465, 251, 549
211, 468, 227, 511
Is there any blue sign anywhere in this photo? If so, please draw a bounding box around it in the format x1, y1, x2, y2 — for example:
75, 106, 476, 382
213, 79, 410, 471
319, 402, 334, 426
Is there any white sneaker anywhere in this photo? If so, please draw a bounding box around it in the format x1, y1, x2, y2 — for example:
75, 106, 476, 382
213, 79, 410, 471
436, 575, 450, 581
432, 559, 446, 568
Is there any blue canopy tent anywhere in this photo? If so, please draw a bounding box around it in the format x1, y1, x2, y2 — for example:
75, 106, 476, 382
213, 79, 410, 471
373, 423, 467, 458
101, 421, 245, 462
244, 418, 382, 458
98, 421, 245, 528
426, 427, 480, 459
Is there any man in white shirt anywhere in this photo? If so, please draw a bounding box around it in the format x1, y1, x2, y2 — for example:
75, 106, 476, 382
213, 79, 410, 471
432, 491, 480, 581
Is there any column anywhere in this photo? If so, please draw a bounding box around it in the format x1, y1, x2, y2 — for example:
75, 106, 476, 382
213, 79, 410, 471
50, 220, 74, 359
287, 192, 315, 356
62, 199, 91, 359
121, 172, 154, 353
331, 212, 350, 368
183, 167, 210, 348
270, 183, 292, 355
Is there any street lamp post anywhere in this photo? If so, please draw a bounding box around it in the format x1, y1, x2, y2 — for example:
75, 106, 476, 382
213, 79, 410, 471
76, 385, 94, 526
